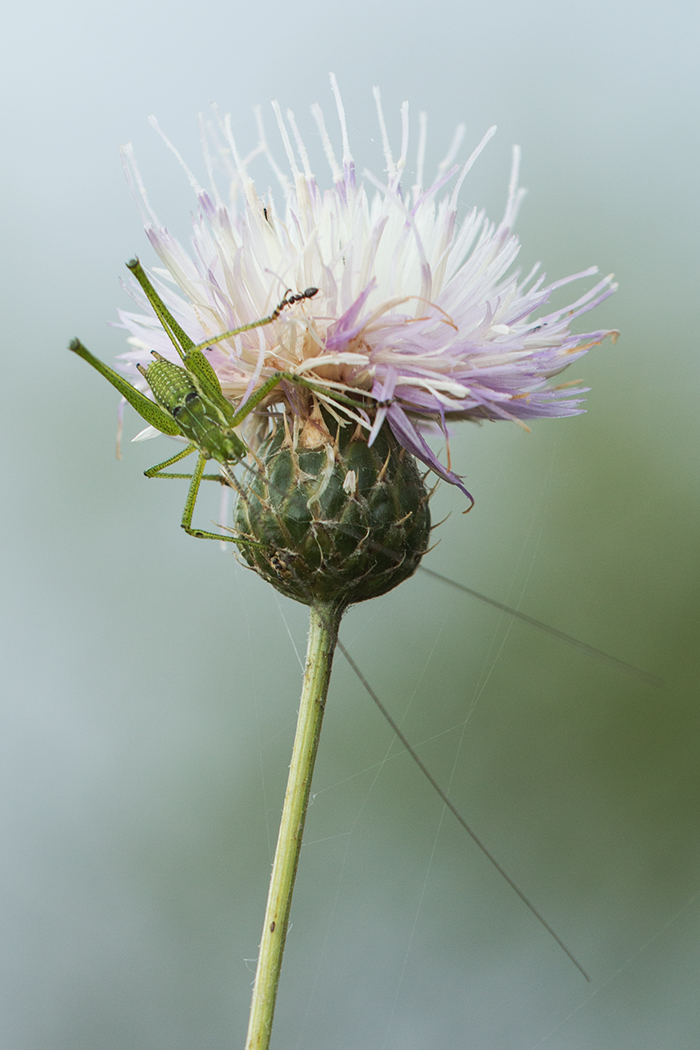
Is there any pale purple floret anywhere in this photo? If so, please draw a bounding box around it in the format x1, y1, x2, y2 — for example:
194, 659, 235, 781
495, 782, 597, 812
116, 75, 617, 495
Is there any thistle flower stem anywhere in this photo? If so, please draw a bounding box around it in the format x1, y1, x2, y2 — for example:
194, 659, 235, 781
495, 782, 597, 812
245, 600, 343, 1050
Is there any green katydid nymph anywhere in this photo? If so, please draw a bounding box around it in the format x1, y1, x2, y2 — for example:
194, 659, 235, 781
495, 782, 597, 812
69, 258, 352, 545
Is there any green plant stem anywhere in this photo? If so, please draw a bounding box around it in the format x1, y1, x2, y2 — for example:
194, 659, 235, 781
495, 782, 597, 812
244, 600, 343, 1050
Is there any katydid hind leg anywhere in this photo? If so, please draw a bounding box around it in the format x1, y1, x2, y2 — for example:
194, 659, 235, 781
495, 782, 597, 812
127, 258, 195, 358
69, 338, 181, 437
187, 286, 320, 356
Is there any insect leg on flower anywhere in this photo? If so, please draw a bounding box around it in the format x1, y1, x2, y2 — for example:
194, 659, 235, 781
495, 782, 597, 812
69, 259, 373, 545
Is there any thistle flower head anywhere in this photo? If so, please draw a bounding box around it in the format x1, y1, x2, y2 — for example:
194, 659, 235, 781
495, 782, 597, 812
117, 76, 617, 499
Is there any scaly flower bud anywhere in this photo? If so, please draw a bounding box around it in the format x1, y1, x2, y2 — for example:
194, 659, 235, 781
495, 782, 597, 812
234, 409, 431, 607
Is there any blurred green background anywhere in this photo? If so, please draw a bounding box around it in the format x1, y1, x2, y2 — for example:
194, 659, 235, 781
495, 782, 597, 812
1, 1, 699, 1047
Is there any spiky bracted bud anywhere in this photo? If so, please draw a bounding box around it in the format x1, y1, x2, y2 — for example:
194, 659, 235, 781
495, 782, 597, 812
234, 411, 430, 608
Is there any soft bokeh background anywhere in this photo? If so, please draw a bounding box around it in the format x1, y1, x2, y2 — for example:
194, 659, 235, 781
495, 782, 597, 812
1, 1, 699, 1047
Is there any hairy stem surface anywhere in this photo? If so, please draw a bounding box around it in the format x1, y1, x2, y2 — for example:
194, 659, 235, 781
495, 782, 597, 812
245, 601, 342, 1050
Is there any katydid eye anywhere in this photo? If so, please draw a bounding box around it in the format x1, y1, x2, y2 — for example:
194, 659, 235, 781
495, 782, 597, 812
185, 391, 198, 404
